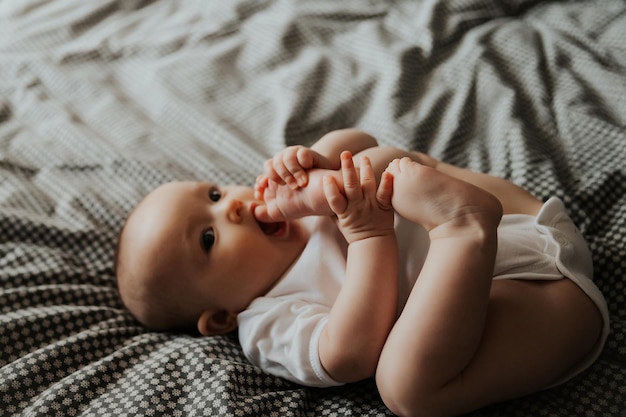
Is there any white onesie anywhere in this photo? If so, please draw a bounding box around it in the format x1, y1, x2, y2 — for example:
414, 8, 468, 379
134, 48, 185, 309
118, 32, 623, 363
237, 197, 610, 388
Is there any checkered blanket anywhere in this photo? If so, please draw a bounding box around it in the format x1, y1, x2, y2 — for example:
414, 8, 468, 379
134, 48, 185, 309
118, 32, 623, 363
1, 0, 624, 415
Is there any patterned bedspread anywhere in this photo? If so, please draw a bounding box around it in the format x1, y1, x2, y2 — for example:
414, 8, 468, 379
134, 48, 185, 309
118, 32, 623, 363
1, 0, 624, 415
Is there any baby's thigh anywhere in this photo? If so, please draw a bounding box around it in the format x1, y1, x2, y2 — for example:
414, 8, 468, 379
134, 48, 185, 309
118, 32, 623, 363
451, 279, 602, 405
428, 159, 542, 215
376, 278, 602, 415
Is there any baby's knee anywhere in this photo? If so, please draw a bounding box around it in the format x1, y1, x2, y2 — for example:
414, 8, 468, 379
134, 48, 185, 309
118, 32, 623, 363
375, 362, 425, 417
412, 151, 439, 168
376, 367, 409, 416
376, 363, 455, 417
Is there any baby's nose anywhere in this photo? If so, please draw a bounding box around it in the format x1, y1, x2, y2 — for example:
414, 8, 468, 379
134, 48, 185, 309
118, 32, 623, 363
226, 199, 244, 223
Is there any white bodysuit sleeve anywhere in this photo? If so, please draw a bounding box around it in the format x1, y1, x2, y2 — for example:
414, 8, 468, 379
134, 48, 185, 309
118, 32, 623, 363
238, 297, 342, 387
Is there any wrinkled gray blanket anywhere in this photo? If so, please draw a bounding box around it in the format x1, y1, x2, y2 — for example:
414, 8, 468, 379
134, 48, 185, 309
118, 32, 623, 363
1, 0, 624, 415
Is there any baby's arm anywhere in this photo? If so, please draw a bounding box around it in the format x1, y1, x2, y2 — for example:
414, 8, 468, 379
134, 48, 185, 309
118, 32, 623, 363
317, 152, 398, 383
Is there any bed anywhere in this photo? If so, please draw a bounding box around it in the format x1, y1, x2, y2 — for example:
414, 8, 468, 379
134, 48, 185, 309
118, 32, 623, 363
1, 0, 624, 416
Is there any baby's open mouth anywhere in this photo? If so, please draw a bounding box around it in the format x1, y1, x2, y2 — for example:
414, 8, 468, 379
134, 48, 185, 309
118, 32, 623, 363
256, 219, 286, 236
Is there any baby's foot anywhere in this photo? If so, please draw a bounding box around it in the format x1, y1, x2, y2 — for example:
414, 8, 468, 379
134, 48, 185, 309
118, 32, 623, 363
254, 169, 337, 222
384, 158, 502, 234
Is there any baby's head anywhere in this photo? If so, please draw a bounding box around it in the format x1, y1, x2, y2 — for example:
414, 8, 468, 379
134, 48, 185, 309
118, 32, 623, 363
115, 181, 307, 335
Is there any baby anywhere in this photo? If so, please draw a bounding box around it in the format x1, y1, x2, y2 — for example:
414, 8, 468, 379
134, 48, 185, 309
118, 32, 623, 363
116, 129, 609, 417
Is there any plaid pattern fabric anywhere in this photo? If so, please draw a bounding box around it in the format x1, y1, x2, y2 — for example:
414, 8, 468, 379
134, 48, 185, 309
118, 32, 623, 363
1, 0, 624, 415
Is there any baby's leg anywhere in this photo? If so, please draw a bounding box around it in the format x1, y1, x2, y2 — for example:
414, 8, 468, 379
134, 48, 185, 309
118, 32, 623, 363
376, 158, 600, 416
413, 152, 542, 216
377, 157, 502, 415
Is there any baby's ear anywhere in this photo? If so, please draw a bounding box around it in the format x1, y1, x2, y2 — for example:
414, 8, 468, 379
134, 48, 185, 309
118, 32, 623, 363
197, 309, 238, 336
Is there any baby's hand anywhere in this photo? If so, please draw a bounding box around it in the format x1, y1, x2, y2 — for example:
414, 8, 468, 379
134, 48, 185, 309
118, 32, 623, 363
324, 151, 394, 243
263, 146, 332, 189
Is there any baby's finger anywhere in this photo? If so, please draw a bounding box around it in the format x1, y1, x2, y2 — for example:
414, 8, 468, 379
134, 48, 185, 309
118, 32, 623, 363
323, 175, 347, 215
254, 175, 268, 200
340, 151, 361, 201
377, 171, 394, 210
256, 174, 268, 188
264, 159, 284, 185
252, 204, 272, 223
254, 201, 285, 223
296, 147, 315, 169
294, 147, 318, 186
284, 151, 308, 188
384, 158, 401, 177
272, 155, 298, 188
359, 156, 377, 197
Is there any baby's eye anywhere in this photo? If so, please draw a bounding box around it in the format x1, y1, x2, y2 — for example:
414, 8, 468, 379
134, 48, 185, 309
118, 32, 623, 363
209, 187, 221, 202
201, 228, 216, 252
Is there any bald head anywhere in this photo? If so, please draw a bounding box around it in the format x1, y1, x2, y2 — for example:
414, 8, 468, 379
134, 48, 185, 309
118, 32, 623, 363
115, 182, 205, 332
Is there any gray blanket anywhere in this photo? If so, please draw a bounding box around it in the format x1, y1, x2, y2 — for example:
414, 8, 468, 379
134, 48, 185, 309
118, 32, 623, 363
1, 0, 624, 415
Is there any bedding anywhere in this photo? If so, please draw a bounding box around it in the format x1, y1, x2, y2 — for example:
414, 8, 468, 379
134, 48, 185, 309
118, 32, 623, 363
1, 0, 625, 416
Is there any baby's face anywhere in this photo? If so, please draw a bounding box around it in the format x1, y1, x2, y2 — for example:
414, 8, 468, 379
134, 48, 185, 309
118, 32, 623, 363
123, 181, 308, 323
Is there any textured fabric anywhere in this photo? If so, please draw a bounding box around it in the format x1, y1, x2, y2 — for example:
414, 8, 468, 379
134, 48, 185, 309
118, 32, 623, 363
1, 0, 625, 416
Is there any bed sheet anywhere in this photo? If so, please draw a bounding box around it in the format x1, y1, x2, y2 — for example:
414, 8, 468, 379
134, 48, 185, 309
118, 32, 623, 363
1, 0, 625, 416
